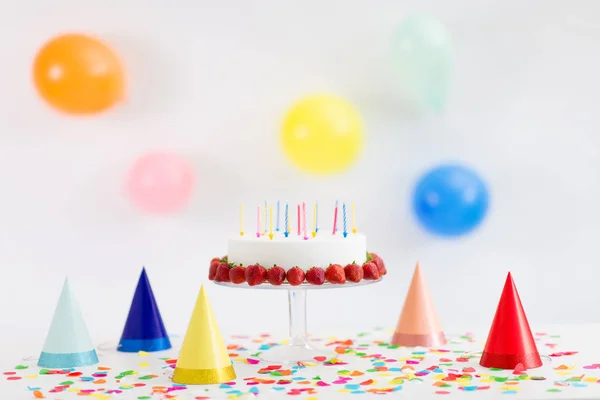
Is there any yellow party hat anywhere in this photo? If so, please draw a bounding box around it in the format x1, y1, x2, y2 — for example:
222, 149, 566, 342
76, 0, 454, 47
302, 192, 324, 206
172, 285, 236, 384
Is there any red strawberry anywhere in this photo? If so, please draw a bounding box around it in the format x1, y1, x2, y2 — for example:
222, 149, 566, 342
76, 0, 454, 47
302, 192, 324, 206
344, 263, 363, 283
286, 267, 305, 286
245, 264, 267, 286
306, 267, 325, 285
369, 253, 387, 276
267, 265, 286, 286
229, 265, 247, 284
215, 262, 231, 282
363, 261, 380, 280
325, 264, 346, 284
209, 257, 220, 280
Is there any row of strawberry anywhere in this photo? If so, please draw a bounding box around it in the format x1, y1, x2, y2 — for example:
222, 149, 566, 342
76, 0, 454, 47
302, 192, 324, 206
208, 252, 387, 286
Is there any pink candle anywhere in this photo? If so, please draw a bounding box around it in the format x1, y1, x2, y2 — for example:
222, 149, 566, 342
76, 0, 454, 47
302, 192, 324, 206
302, 202, 308, 240
332, 201, 338, 235
256, 205, 260, 238
297, 204, 301, 235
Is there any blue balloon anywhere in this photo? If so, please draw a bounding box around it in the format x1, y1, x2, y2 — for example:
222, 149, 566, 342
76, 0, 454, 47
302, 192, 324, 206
412, 164, 489, 236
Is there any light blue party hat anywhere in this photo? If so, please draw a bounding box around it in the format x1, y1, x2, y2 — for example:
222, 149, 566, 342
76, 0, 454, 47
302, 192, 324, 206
38, 278, 99, 368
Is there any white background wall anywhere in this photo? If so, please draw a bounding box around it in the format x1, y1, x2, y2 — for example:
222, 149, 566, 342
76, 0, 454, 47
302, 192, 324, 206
1, 0, 600, 355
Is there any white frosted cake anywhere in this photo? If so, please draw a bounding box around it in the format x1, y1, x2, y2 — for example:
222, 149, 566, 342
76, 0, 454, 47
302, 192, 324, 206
208, 202, 387, 286
228, 233, 367, 270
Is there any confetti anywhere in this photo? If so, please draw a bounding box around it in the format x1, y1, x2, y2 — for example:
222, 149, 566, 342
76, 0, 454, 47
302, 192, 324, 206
3, 329, 598, 398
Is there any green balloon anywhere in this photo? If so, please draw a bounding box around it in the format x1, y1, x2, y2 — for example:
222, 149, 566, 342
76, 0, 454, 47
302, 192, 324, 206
392, 15, 453, 112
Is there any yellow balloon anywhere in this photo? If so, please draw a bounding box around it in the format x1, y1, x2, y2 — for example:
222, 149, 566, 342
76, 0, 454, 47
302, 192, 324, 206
281, 95, 364, 175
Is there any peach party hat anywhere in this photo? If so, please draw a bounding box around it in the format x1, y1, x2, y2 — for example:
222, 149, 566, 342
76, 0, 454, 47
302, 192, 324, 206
391, 263, 446, 347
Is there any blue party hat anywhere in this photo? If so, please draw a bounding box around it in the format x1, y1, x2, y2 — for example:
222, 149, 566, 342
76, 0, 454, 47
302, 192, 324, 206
38, 278, 99, 368
118, 267, 171, 352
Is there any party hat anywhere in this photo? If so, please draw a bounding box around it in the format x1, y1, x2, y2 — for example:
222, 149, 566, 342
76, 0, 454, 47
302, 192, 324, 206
391, 263, 446, 347
172, 285, 236, 384
118, 268, 171, 352
38, 278, 99, 368
480, 272, 542, 369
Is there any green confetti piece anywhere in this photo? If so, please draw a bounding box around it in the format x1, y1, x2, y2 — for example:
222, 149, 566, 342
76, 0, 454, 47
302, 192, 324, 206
121, 370, 135, 375
39, 369, 50, 375
355, 352, 366, 357
14, 365, 28, 370
138, 396, 152, 399
337, 370, 350, 375
138, 375, 153, 380
489, 368, 503, 371
270, 371, 283, 376
312, 376, 321, 380
546, 388, 561, 392
378, 343, 389, 347
550, 335, 560, 339
493, 376, 508, 382
358, 332, 370, 337
366, 369, 378, 373
388, 345, 400, 349
409, 378, 423, 382
439, 363, 453, 366
251, 352, 261, 357
59, 380, 74, 385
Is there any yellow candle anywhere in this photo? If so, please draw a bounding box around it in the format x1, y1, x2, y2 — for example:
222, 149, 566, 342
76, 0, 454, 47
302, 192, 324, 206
240, 204, 244, 236
352, 203, 357, 233
269, 206, 274, 240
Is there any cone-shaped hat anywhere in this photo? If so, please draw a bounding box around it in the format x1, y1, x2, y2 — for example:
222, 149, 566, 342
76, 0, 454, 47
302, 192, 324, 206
391, 263, 446, 347
480, 272, 541, 369
38, 278, 99, 368
172, 285, 236, 384
118, 268, 171, 352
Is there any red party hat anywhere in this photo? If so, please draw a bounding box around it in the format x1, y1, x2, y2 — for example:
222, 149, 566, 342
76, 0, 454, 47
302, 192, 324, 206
480, 272, 542, 369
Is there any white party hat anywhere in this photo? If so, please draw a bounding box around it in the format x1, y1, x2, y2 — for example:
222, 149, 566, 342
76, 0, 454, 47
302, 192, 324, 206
38, 278, 99, 368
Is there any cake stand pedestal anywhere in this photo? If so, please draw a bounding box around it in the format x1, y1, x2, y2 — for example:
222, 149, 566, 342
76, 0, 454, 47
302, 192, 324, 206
214, 279, 380, 364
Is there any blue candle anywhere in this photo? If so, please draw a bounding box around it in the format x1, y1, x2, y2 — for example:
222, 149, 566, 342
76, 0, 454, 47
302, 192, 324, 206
284, 203, 289, 237
343, 203, 348, 237
315, 201, 319, 232
276, 200, 280, 232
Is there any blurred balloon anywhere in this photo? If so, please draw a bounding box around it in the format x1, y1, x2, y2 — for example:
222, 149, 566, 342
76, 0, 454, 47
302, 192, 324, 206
392, 15, 452, 112
126, 152, 195, 214
33, 33, 126, 115
281, 95, 363, 175
413, 164, 489, 236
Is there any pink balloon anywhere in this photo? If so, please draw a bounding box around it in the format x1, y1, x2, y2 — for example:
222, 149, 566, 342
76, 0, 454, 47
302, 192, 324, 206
126, 152, 195, 214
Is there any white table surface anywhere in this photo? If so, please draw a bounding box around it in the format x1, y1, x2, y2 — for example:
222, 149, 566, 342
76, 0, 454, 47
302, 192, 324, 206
2, 324, 600, 399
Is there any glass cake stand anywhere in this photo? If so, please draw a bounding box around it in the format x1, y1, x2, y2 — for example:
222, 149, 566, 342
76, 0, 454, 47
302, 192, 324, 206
214, 279, 381, 364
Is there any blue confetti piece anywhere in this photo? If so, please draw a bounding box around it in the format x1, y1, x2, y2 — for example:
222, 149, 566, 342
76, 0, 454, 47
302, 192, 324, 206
393, 386, 403, 391
292, 377, 306, 380
272, 387, 286, 391
573, 383, 587, 388
412, 351, 426, 355
389, 367, 402, 372
433, 368, 444, 373
258, 344, 272, 350
462, 386, 478, 391
226, 390, 243, 395
80, 376, 94, 381
502, 390, 518, 395
27, 386, 41, 391
219, 384, 231, 389
345, 384, 360, 390
249, 387, 259, 393
351, 390, 366, 394
373, 362, 386, 366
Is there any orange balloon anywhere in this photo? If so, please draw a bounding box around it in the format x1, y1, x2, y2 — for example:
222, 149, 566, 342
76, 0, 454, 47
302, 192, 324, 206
33, 33, 125, 115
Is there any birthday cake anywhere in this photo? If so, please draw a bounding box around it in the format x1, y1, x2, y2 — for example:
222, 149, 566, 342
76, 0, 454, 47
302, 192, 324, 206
208, 202, 386, 286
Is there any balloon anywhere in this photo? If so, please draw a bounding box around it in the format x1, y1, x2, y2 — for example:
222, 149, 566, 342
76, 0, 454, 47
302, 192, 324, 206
392, 15, 453, 112
126, 152, 195, 214
281, 95, 363, 175
412, 164, 489, 236
33, 33, 125, 115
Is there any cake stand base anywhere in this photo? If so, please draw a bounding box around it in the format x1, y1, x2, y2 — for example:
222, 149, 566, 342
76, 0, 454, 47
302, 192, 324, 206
215, 279, 381, 364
